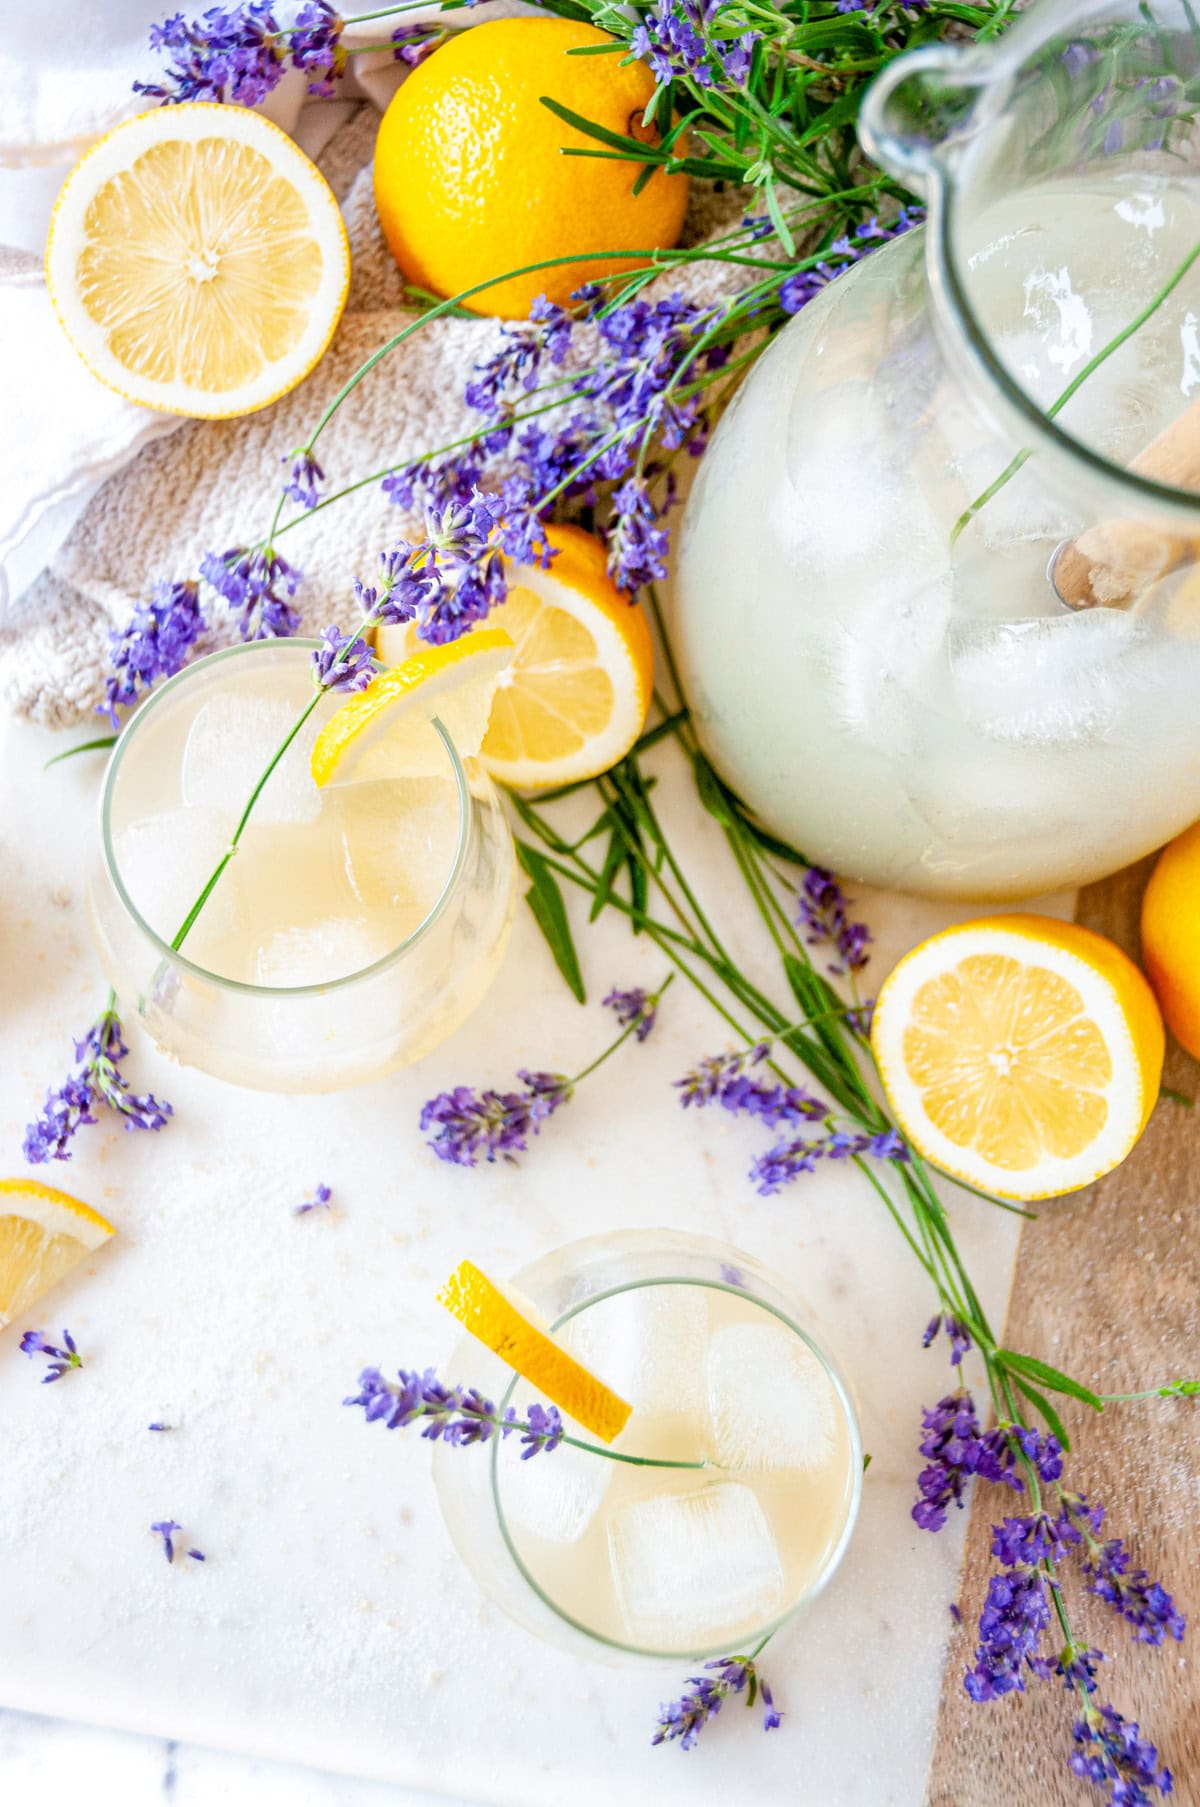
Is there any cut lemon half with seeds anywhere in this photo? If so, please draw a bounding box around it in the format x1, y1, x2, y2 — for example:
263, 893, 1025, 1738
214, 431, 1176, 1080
46, 103, 350, 419
871, 915, 1164, 1201
375, 524, 654, 789
310, 629, 514, 788
0, 1179, 115, 1332
438, 1258, 632, 1444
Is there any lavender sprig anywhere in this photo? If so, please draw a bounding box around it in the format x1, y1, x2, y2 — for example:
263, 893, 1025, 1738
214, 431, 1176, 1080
344, 1367, 564, 1458
24, 1005, 172, 1163
99, 579, 205, 728
675, 1040, 905, 1194
1083, 1537, 1187, 1647
1070, 1704, 1173, 1804
602, 985, 659, 1042
794, 867, 872, 976
420, 1071, 571, 1167
199, 546, 302, 641
422, 977, 670, 1166
282, 447, 325, 511
311, 627, 375, 694
653, 1654, 780, 1751
150, 1520, 206, 1564
135, 1, 346, 105
19, 1328, 82, 1382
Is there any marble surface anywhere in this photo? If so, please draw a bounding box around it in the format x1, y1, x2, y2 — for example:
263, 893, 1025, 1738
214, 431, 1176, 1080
0, 702, 1070, 1804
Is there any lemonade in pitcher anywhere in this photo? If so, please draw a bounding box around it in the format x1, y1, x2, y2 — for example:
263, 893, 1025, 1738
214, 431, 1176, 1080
673, 4, 1200, 898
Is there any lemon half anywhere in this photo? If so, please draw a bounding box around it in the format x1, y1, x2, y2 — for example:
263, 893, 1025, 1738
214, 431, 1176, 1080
871, 915, 1164, 1201
46, 103, 350, 418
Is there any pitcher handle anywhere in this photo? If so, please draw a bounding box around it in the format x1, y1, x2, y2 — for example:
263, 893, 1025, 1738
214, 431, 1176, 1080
858, 43, 1000, 195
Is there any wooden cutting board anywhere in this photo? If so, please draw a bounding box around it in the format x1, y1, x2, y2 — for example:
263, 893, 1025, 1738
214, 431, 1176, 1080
927, 859, 1200, 1805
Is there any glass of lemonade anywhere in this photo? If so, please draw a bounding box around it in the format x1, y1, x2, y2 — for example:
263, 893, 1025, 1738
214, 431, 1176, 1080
433, 1231, 861, 1662
87, 639, 517, 1092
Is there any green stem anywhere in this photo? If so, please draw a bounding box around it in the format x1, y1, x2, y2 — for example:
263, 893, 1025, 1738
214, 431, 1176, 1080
567, 973, 674, 1085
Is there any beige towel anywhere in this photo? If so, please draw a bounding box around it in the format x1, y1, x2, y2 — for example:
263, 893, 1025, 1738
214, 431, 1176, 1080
1, 104, 766, 727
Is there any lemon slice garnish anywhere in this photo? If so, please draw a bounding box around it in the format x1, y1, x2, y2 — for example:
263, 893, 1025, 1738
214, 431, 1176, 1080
375, 524, 654, 790
0, 1179, 115, 1332
310, 630, 514, 788
871, 915, 1164, 1201
438, 1258, 632, 1444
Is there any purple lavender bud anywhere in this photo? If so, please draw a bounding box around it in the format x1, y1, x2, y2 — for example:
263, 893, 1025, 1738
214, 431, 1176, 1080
24, 1009, 171, 1163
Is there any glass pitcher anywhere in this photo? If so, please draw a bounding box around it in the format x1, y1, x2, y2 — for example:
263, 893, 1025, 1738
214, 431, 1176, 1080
672, 0, 1200, 898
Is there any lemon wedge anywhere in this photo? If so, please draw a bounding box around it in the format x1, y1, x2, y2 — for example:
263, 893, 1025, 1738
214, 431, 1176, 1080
0, 1179, 115, 1332
871, 915, 1164, 1201
438, 1258, 632, 1444
46, 103, 350, 419
375, 524, 654, 789
310, 629, 514, 788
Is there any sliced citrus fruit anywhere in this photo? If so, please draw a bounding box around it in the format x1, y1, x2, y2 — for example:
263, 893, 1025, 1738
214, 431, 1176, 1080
46, 103, 350, 419
310, 629, 514, 788
438, 1258, 632, 1444
870, 915, 1164, 1201
0, 1178, 115, 1332
376, 525, 654, 788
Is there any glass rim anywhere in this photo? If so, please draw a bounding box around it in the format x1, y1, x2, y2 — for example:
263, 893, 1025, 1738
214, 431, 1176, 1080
486, 1272, 864, 1664
97, 638, 473, 999
926, 57, 1200, 524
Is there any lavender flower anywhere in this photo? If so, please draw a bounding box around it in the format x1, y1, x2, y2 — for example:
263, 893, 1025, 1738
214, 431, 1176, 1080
603, 986, 658, 1042
294, 1181, 332, 1217
151, 1520, 205, 1564
795, 867, 871, 974
356, 482, 527, 646
282, 447, 325, 510
465, 297, 573, 416
135, 2, 346, 105
24, 1008, 172, 1164
911, 1391, 1018, 1533
420, 1071, 571, 1166
311, 626, 375, 693
148, 1423, 173, 1432
750, 1125, 906, 1195
344, 1366, 564, 1458
391, 24, 442, 68
100, 578, 206, 727
608, 478, 671, 593
136, 4, 286, 104
199, 546, 302, 641
19, 1328, 82, 1383
653, 1655, 780, 1751
779, 209, 925, 315
1070, 1704, 1173, 1803
923, 1312, 974, 1366
676, 1051, 821, 1126
1084, 1539, 1186, 1646
287, 1, 346, 96
964, 1566, 1053, 1700
991, 1510, 1081, 1570
630, 0, 761, 92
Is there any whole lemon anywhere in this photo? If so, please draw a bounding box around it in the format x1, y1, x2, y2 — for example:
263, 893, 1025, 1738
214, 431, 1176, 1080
1142, 819, 1200, 1058
373, 19, 689, 320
